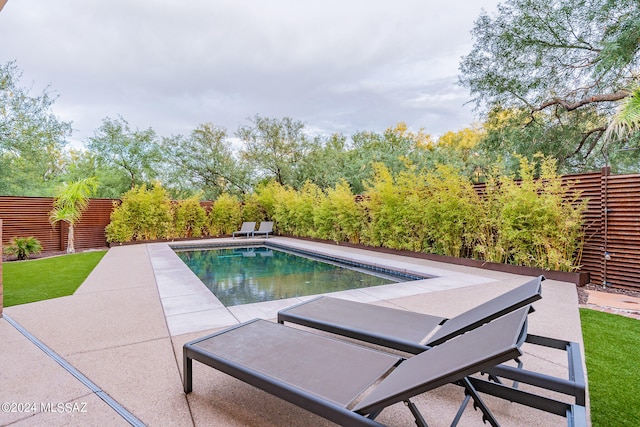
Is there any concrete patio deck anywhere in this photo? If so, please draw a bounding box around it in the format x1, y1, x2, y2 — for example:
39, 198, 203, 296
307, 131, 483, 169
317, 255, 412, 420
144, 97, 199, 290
1, 237, 589, 426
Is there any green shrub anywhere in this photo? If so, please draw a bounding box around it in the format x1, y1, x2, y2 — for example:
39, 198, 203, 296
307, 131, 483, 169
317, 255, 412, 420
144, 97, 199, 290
361, 163, 409, 249
241, 192, 267, 223
420, 165, 483, 257
105, 183, 173, 242
263, 183, 295, 236
479, 156, 586, 271
173, 195, 207, 238
99, 156, 585, 272
4, 236, 42, 260
253, 181, 281, 220
315, 179, 364, 243
290, 181, 322, 237
361, 163, 483, 255
208, 193, 242, 236
104, 200, 134, 243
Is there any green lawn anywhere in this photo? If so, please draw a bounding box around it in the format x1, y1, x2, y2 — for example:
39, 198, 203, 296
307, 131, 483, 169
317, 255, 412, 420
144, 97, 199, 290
1, 251, 107, 307
580, 308, 640, 427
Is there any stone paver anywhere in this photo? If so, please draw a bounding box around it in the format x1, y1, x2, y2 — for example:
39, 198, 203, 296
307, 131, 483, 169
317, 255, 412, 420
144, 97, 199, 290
582, 289, 640, 320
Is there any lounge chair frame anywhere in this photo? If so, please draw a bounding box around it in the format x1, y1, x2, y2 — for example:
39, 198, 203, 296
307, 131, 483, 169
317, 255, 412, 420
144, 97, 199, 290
232, 222, 255, 239
278, 276, 545, 352
184, 308, 584, 426
253, 221, 273, 238
277, 276, 586, 417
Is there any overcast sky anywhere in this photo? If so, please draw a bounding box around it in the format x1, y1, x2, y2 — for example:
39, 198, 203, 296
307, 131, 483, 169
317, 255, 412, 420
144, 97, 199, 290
0, 0, 501, 147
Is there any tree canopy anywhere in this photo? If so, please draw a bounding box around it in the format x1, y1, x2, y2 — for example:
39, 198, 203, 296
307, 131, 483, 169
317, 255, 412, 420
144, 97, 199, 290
459, 0, 640, 171
161, 123, 252, 199
0, 61, 72, 195
236, 115, 307, 187
86, 115, 161, 191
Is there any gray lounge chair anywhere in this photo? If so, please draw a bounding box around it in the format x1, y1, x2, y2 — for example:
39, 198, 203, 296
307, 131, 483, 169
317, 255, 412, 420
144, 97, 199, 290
253, 221, 273, 238
277, 275, 586, 411
184, 307, 584, 426
232, 222, 255, 238
279, 275, 544, 352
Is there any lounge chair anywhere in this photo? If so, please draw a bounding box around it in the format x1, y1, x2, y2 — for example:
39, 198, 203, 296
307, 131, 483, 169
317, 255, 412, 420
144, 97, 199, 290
253, 221, 273, 238
232, 222, 255, 239
277, 275, 586, 409
184, 307, 584, 426
279, 275, 544, 352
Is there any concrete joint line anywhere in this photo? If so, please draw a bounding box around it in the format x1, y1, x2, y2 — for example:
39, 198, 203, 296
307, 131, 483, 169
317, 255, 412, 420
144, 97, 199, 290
4, 314, 146, 427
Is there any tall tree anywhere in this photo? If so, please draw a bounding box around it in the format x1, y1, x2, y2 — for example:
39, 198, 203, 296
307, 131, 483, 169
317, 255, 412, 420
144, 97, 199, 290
0, 61, 72, 195
236, 115, 306, 187
345, 123, 433, 192
60, 148, 131, 198
294, 133, 350, 190
49, 177, 98, 253
86, 116, 161, 190
459, 0, 640, 170
161, 123, 251, 199
433, 126, 488, 181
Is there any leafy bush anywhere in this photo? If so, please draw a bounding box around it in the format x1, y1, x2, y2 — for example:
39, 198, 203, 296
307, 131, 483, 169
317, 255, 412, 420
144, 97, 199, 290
101, 155, 585, 271
421, 165, 484, 257
360, 163, 483, 255
4, 236, 42, 260
173, 195, 207, 238
240, 192, 267, 223
208, 193, 242, 236
361, 163, 409, 249
287, 181, 321, 237
478, 156, 586, 271
106, 183, 173, 242
315, 179, 364, 243
253, 181, 280, 220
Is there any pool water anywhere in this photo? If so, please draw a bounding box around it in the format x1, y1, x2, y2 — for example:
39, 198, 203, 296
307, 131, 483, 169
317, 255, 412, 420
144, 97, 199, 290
175, 246, 399, 306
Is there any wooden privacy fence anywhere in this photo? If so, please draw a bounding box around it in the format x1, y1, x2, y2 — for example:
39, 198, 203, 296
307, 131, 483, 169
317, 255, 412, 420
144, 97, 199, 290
0, 197, 114, 253
559, 168, 640, 291
0, 167, 639, 290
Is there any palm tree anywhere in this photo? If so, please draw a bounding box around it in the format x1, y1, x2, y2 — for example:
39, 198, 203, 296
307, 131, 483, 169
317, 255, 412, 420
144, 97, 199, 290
604, 84, 640, 143
4, 236, 42, 260
49, 177, 98, 253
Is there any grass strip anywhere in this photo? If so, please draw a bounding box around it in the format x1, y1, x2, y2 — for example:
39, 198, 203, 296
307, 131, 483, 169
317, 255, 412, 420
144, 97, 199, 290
2, 251, 107, 307
580, 308, 640, 427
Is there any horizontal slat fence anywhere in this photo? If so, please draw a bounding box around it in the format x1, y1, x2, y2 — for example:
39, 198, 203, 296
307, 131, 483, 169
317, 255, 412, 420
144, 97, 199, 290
601, 173, 640, 290
563, 171, 604, 286
1, 167, 639, 291
0, 197, 115, 252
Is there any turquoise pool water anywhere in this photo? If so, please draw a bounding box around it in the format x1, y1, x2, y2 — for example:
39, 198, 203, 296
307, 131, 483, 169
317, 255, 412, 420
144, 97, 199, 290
175, 246, 401, 306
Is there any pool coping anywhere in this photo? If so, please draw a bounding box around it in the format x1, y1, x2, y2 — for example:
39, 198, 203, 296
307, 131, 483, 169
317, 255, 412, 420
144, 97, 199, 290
150, 237, 499, 336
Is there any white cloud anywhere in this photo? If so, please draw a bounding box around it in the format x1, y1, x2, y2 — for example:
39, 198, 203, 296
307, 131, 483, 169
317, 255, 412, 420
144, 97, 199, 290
0, 0, 501, 145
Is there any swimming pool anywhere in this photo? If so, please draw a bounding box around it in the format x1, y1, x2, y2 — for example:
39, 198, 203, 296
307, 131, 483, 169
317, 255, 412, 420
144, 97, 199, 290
175, 245, 418, 307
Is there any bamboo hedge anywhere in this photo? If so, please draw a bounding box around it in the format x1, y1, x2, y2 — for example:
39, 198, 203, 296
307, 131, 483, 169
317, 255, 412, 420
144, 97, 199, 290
106, 156, 586, 272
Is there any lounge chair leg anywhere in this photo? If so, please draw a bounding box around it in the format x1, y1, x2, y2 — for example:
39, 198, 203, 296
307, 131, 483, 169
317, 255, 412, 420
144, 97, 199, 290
512, 357, 523, 389
459, 377, 500, 427
366, 409, 383, 421
184, 354, 193, 393
452, 394, 471, 426
404, 399, 428, 427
